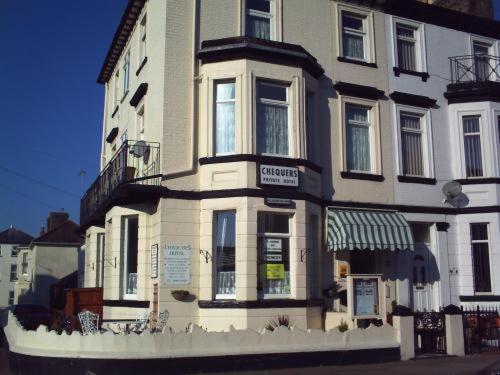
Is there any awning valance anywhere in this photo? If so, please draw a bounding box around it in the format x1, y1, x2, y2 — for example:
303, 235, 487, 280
327, 209, 414, 251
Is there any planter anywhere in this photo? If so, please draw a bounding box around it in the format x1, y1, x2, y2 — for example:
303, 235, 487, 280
171, 290, 189, 301
125, 166, 136, 181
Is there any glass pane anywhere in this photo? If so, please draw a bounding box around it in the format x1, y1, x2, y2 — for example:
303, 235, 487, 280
354, 279, 378, 316
401, 114, 421, 130
215, 82, 236, 155
258, 213, 289, 234
247, 0, 270, 13
343, 34, 364, 60
397, 24, 415, 39
346, 124, 370, 171
397, 39, 416, 71
258, 237, 290, 295
472, 242, 492, 292
247, 15, 270, 39
342, 14, 363, 31
215, 211, 236, 295
402, 131, 423, 176
471, 223, 488, 241
463, 117, 483, 177
216, 82, 235, 101
346, 105, 368, 123
126, 217, 138, 294
463, 116, 480, 133
258, 82, 287, 102
257, 103, 288, 155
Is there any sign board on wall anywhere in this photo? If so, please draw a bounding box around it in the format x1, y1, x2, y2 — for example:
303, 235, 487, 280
263, 263, 285, 279
151, 244, 158, 279
259, 165, 299, 187
163, 245, 191, 285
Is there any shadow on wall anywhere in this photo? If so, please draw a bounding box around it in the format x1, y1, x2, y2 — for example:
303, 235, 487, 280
17, 275, 59, 308
318, 75, 336, 200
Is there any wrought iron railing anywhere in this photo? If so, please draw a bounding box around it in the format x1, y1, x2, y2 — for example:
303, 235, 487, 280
80, 140, 161, 225
449, 54, 500, 83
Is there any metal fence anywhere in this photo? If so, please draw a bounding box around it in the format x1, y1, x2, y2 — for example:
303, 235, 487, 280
462, 305, 500, 354
449, 54, 500, 83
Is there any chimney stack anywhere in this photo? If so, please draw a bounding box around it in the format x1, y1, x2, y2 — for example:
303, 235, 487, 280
47, 212, 69, 232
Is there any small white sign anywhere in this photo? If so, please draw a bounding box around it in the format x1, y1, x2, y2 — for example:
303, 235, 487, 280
266, 254, 282, 262
260, 165, 299, 187
266, 238, 282, 252
151, 244, 158, 279
164, 245, 191, 285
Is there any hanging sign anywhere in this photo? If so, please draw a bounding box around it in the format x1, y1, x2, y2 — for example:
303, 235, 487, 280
164, 245, 191, 285
259, 165, 299, 187
264, 263, 285, 279
151, 244, 158, 279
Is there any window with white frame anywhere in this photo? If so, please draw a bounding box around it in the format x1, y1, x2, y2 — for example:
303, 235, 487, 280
257, 213, 291, 298
395, 23, 418, 71
214, 211, 236, 298
472, 41, 492, 81
345, 104, 372, 172
256, 81, 289, 156
341, 12, 367, 61
400, 112, 424, 176
215, 81, 236, 155
462, 115, 483, 177
246, 0, 274, 40
10, 264, 17, 282
122, 216, 138, 298
113, 71, 120, 107
122, 50, 130, 95
136, 104, 145, 139
96, 233, 105, 288
139, 14, 147, 63
8, 291, 14, 306
11, 247, 19, 257
21, 252, 28, 275
470, 223, 491, 293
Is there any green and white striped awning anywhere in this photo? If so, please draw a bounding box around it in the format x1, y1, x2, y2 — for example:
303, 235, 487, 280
327, 209, 414, 251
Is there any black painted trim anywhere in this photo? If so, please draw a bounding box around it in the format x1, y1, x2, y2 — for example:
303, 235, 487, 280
199, 154, 322, 174
393, 67, 429, 82
103, 299, 150, 308
455, 178, 500, 185
334, 81, 385, 100
105, 127, 119, 144
389, 92, 437, 108
111, 105, 119, 119
337, 57, 378, 69
445, 81, 500, 104
340, 171, 385, 182
459, 295, 500, 302
135, 56, 147, 76
198, 299, 323, 309
436, 222, 450, 232
397, 175, 437, 185
129, 83, 148, 107
197, 37, 324, 78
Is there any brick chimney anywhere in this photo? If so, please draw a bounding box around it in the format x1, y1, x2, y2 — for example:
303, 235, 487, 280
47, 212, 69, 232
416, 0, 494, 19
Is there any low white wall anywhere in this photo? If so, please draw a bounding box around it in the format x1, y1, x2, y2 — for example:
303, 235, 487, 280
3, 312, 399, 359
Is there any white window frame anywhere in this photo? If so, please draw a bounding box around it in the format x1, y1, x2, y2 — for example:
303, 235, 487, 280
460, 113, 485, 178
243, 0, 280, 41
336, 4, 375, 63
122, 216, 138, 300
391, 17, 427, 73
394, 105, 434, 178
21, 252, 28, 275
139, 14, 147, 64
213, 210, 237, 300
255, 80, 291, 157
470, 223, 493, 295
340, 97, 380, 174
341, 12, 367, 61
113, 70, 120, 107
10, 264, 17, 282
136, 102, 145, 140
214, 80, 237, 156
257, 213, 292, 299
122, 50, 130, 96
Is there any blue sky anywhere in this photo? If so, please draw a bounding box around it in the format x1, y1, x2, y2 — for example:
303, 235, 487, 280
0, 1, 499, 237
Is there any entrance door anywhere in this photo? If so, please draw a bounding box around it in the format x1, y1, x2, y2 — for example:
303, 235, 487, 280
412, 249, 432, 312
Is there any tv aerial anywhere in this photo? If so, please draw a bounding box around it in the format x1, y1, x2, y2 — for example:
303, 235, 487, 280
442, 181, 468, 208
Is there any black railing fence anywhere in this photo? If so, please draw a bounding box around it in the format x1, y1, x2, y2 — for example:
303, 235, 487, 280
462, 305, 500, 354
80, 140, 161, 225
449, 54, 500, 83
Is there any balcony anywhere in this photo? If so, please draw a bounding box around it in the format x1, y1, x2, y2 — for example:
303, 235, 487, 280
445, 55, 500, 104
80, 140, 161, 228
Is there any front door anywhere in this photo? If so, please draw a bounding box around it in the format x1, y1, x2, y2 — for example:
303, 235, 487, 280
412, 244, 433, 311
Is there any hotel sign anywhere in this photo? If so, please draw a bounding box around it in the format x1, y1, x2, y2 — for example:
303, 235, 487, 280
259, 164, 299, 187
164, 245, 191, 285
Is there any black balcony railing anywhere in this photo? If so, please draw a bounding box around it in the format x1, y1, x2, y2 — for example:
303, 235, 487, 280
80, 140, 161, 226
449, 54, 500, 83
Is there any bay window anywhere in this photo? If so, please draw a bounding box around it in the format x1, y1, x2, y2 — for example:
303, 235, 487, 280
215, 81, 236, 155
123, 216, 138, 298
214, 211, 236, 298
396, 23, 417, 71
257, 213, 291, 298
246, 0, 274, 40
470, 224, 491, 293
463, 115, 483, 177
345, 104, 371, 172
400, 113, 424, 176
341, 12, 366, 61
256, 81, 289, 156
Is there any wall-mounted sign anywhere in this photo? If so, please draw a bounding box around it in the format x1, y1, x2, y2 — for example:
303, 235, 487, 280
263, 263, 285, 279
265, 254, 282, 262
265, 198, 293, 206
259, 165, 299, 187
164, 245, 191, 285
354, 278, 378, 316
265, 238, 282, 252
151, 244, 158, 279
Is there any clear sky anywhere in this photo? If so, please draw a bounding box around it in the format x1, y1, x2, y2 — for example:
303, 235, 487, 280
0, 0, 499, 237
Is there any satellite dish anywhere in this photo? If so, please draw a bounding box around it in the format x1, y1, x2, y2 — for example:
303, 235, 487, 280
129, 140, 149, 158
442, 181, 462, 198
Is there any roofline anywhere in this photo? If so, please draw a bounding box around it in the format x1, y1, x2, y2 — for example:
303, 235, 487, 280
31, 242, 82, 247
97, 0, 146, 84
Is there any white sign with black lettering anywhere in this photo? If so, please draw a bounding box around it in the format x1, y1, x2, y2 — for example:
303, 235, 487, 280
164, 245, 191, 285
259, 165, 299, 187
265, 254, 283, 262
266, 238, 282, 252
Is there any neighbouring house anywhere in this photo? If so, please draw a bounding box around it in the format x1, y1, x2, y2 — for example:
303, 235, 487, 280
15, 212, 82, 309
0, 227, 33, 309
79, 0, 500, 332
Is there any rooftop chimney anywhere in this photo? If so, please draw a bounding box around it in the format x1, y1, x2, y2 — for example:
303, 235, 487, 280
47, 212, 69, 232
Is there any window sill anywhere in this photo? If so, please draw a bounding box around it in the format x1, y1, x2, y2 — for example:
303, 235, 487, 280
103, 299, 150, 308
340, 171, 385, 182
111, 105, 119, 119
397, 175, 437, 185
120, 90, 129, 104
393, 67, 429, 82
455, 178, 500, 185
136, 56, 148, 76
337, 57, 378, 69
198, 299, 323, 309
